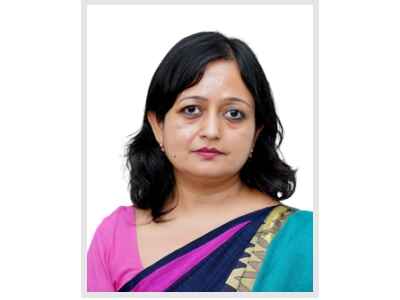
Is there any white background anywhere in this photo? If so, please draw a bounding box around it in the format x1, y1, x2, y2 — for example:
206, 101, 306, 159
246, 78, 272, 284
87, 4, 314, 245
1, 0, 400, 300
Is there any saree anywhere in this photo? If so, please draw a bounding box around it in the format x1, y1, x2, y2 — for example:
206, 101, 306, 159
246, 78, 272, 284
117, 204, 313, 292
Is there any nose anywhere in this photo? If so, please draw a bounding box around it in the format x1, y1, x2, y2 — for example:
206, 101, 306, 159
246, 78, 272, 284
200, 112, 221, 140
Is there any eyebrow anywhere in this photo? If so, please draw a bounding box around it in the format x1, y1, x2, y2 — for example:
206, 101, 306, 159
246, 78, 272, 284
178, 95, 252, 107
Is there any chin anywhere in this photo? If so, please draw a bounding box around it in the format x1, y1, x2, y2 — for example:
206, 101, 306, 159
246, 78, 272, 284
190, 168, 238, 179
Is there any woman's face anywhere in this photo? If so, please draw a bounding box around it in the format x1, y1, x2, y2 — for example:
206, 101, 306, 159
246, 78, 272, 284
148, 60, 263, 180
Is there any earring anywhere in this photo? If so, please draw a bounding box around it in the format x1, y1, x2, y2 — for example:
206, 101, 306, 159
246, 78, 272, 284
160, 143, 165, 152
249, 148, 253, 158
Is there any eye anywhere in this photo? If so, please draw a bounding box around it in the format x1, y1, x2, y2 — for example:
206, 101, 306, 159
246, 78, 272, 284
182, 105, 201, 117
224, 109, 245, 120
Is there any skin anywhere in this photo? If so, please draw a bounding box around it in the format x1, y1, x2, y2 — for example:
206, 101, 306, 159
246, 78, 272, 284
138, 59, 279, 268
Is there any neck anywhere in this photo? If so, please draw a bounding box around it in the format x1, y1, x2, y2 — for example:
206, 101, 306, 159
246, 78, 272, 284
164, 171, 250, 217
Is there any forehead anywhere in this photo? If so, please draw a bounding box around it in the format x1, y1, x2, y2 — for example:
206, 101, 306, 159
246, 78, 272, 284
176, 60, 254, 107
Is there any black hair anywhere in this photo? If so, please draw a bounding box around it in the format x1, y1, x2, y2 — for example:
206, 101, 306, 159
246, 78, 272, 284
125, 31, 296, 222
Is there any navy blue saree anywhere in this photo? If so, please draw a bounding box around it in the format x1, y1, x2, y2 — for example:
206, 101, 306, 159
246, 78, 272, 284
118, 204, 313, 292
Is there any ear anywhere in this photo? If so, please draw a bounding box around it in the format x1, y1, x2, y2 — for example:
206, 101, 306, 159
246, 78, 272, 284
147, 111, 164, 145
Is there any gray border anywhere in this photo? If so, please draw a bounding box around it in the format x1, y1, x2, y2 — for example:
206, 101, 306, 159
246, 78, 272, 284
312, 0, 319, 295
82, 0, 318, 297
85, 292, 315, 298
87, 0, 313, 4
82, 0, 88, 297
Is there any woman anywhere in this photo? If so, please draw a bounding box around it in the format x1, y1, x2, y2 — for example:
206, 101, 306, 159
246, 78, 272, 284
87, 31, 313, 292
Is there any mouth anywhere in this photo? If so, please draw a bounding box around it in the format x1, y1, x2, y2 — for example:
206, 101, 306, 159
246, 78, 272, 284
193, 147, 225, 160
194, 147, 224, 154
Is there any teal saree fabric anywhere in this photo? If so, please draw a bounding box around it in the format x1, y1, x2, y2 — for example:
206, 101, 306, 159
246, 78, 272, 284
252, 210, 313, 292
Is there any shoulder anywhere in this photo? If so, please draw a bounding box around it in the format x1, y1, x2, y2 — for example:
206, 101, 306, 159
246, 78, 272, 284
262, 206, 313, 258
281, 209, 313, 242
102, 205, 135, 225
89, 205, 137, 261
88, 206, 140, 291
264, 206, 313, 245
286, 209, 313, 228
93, 205, 135, 239
253, 208, 313, 291
271, 208, 313, 258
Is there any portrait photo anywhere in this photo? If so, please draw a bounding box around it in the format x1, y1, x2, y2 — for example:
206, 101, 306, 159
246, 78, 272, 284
84, 0, 316, 295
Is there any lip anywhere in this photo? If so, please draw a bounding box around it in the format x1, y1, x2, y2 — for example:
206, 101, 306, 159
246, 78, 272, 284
193, 147, 224, 160
194, 151, 221, 160
194, 147, 224, 154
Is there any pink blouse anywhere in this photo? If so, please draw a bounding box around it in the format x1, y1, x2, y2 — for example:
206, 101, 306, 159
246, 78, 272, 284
87, 205, 251, 292
87, 206, 143, 292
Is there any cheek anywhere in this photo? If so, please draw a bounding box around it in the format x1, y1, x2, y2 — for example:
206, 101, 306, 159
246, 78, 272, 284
227, 126, 255, 148
164, 119, 197, 148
